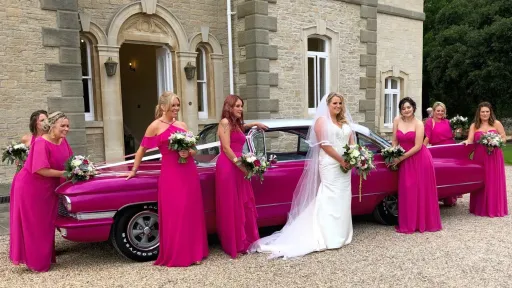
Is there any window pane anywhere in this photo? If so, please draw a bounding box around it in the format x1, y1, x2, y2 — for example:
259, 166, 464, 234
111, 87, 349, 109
197, 82, 204, 112
393, 94, 398, 118
195, 48, 204, 81
384, 93, 391, 124
308, 57, 315, 108
391, 79, 398, 89
307, 38, 325, 52
319, 57, 327, 101
82, 78, 91, 113
385, 78, 389, 89
80, 39, 89, 77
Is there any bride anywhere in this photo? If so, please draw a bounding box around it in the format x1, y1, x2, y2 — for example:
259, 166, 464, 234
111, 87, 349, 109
250, 92, 355, 259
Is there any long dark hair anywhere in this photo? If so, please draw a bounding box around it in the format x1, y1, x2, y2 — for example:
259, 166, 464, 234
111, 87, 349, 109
221, 94, 244, 132
29, 110, 48, 135
474, 102, 496, 129
398, 97, 417, 116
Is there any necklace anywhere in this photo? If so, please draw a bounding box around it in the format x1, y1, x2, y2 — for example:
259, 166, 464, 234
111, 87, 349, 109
159, 118, 174, 125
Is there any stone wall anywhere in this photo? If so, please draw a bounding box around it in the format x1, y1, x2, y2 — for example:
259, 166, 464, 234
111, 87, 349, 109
0, 1, 61, 183
78, 0, 230, 99
265, 0, 367, 124
376, 12, 423, 133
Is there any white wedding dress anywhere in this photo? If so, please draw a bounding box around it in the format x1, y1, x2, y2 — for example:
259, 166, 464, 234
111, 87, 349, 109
250, 121, 353, 258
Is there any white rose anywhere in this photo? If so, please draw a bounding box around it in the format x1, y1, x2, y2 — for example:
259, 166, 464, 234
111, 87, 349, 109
350, 159, 356, 165
71, 160, 82, 167
350, 150, 360, 157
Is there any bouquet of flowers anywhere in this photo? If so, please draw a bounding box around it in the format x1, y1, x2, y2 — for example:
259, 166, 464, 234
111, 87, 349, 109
2, 142, 29, 172
380, 145, 406, 171
63, 155, 97, 183
239, 153, 277, 183
341, 144, 376, 202
477, 131, 505, 155
168, 131, 199, 163
450, 115, 469, 139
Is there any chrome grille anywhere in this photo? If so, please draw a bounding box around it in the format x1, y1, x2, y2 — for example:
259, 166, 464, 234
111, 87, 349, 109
58, 197, 70, 217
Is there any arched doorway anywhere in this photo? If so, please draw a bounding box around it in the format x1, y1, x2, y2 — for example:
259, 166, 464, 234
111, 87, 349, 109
100, 2, 190, 161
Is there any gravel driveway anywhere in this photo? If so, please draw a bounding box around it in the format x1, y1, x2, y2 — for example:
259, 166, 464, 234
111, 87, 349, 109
1, 167, 511, 288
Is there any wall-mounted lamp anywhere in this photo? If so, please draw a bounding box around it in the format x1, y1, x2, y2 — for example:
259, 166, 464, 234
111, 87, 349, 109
129, 62, 136, 72
104, 57, 118, 77
184, 62, 196, 80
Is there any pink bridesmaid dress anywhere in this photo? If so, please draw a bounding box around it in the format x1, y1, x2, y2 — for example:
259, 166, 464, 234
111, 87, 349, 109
141, 123, 208, 267
215, 129, 259, 258
425, 119, 459, 204
9, 135, 37, 261
469, 130, 508, 217
424, 118, 456, 146
10, 137, 72, 272
396, 130, 443, 233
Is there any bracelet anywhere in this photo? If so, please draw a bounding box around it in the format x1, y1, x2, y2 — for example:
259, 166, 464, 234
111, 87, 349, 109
132, 167, 138, 172
232, 157, 238, 164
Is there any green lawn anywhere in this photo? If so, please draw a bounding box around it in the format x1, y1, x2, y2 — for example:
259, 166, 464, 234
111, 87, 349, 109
504, 145, 512, 165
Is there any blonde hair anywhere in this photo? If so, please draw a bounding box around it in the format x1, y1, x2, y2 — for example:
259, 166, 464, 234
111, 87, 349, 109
326, 92, 348, 125
42, 111, 67, 133
155, 91, 180, 119
432, 101, 447, 118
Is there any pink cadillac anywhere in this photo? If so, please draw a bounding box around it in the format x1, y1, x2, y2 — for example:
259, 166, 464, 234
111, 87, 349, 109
55, 119, 484, 261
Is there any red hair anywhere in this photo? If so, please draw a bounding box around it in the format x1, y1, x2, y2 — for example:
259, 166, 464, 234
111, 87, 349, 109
221, 94, 244, 132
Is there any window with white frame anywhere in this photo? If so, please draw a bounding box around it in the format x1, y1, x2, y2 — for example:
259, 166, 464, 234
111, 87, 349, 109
196, 47, 208, 119
307, 37, 329, 114
80, 37, 94, 121
384, 77, 400, 127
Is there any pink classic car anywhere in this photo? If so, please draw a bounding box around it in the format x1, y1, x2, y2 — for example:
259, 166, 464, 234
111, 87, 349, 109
55, 119, 484, 261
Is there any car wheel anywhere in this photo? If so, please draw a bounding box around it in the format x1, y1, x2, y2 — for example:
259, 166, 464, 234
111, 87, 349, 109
111, 204, 159, 262
373, 194, 398, 225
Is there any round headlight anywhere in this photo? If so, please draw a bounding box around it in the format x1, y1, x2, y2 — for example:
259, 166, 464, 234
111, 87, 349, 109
63, 196, 72, 211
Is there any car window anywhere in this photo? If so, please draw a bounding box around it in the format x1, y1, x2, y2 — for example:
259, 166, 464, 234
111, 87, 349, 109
357, 133, 382, 154
251, 130, 266, 158
265, 130, 308, 161
195, 125, 220, 164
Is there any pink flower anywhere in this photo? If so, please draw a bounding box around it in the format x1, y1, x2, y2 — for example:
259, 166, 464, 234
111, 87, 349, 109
254, 159, 261, 167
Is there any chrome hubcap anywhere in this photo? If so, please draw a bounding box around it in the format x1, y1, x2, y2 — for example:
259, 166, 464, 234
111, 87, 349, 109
127, 211, 159, 251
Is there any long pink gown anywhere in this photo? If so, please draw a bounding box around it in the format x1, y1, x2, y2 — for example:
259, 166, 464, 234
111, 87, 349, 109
425, 119, 459, 205
9, 135, 37, 260
141, 124, 208, 267
469, 130, 508, 217
10, 137, 72, 272
396, 130, 443, 234
424, 118, 456, 146
215, 129, 259, 258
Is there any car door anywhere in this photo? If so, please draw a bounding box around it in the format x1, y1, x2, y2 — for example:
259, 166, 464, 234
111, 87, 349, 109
249, 128, 307, 224
351, 133, 397, 215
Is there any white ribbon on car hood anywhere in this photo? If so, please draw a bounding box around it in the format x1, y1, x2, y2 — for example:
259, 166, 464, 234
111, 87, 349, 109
97, 141, 221, 169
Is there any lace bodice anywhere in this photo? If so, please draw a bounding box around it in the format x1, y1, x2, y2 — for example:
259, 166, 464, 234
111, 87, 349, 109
319, 122, 352, 158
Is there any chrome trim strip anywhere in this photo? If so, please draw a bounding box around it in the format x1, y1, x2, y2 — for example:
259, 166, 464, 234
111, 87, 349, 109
71, 211, 117, 220
437, 181, 483, 189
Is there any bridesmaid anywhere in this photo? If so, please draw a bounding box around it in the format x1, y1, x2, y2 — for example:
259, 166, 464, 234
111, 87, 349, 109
390, 97, 442, 234
126, 91, 208, 267
216, 94, 268, 258
423, 102, 456, 146
10, 110, 48, 259
10, 112, 72, 272
21, 110, 48, 147
464, 102, 508, 217
423, 102, 459, 206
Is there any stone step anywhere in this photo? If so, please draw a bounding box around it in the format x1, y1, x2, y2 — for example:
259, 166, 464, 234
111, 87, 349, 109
0, 184, 11, 204
0, 203, 9, 213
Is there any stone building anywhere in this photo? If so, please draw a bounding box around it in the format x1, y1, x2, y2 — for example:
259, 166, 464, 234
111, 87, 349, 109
0, 0, 425, 183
